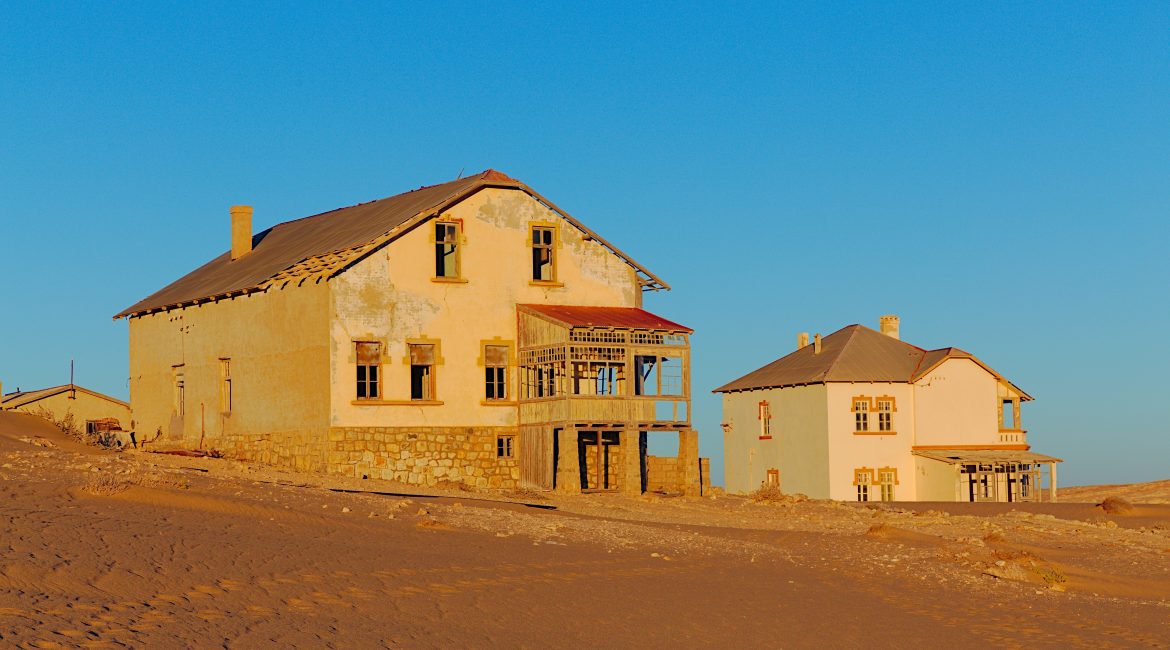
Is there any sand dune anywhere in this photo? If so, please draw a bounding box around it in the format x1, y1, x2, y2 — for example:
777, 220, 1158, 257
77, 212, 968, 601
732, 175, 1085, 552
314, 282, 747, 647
1060, 479, 1170, 504
1, 414, 1168, 647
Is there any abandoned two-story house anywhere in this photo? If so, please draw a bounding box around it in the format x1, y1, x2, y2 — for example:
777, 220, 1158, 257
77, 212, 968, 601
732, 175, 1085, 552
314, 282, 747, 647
715, 316, 1060, 502
115, 170, 703, 495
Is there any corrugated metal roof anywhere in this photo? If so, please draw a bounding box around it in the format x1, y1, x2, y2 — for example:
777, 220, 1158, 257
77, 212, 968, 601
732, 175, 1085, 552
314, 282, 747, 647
1, 384, 129, 409
115, 170, 669, 319
519, 304, 692, 333
713, 324, 1030, 397
913, 449, 1063, 464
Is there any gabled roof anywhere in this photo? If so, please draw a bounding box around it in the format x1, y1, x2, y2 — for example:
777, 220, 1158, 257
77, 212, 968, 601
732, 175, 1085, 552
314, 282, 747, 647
1, 384, 129, 410
115, 170, 669, 319
519, 304, 692, 333
713, 324, 1031, 398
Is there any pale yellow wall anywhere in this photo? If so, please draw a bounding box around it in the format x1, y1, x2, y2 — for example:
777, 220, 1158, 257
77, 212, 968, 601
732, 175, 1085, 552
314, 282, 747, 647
914, 456, 960, 501
825, 383, 916, 501
720, 385, 829, 497
912, 358, 1000, 447
328, 187, 641, 428
127, 282, 331, 447
12, 390, 130, 431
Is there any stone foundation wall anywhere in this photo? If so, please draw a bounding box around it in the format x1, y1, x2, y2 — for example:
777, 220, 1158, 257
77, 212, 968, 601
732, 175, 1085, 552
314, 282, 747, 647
646, 455, 712, 494
221, 429, 330, 473
327, 426, 520, 489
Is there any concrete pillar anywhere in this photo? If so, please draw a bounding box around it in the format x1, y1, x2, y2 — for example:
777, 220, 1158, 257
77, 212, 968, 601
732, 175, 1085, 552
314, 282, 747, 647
678, 429, 701, 496
619, 430, 642, 495
554, 428, 580, 495
1049, 462, 1058, 503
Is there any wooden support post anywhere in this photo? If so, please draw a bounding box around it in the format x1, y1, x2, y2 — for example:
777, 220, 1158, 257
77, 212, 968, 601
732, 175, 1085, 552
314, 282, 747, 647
1049, 462, 1058, 503
555, 427, 580, 495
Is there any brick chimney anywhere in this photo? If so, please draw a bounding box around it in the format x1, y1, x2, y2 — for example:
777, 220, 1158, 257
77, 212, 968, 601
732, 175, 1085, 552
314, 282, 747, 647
230, 205, 253, 260
879, 315, 900, 340
813, 333, 822, 354
797, 332, 809, 350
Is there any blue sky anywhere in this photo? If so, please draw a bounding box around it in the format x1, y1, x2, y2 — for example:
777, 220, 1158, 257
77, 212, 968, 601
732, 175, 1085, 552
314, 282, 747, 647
1, 2, 1167, 487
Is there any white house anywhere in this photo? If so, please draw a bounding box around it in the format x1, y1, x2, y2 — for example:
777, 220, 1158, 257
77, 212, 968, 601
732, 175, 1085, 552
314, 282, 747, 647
714, 316, 1060, 502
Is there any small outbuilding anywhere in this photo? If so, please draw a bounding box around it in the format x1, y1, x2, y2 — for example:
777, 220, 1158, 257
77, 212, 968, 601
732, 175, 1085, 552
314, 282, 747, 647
0, 382, 131, 437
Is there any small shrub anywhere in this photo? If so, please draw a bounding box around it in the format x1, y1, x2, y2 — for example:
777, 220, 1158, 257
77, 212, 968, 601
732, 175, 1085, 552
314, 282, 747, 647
1098, 496, 1134, 515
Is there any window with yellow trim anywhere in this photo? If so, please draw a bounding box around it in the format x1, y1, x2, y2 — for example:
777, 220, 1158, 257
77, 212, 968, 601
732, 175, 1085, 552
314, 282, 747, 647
878, 468, 897, 501
876, 398, 894, 432
852, 398, 870, 432
854, 469, 873, 502
434, 221, 461, 279
484, 344, 508, 401
408, 343, 436, 401
530, 225, 556, 281
355, 342, 381, 400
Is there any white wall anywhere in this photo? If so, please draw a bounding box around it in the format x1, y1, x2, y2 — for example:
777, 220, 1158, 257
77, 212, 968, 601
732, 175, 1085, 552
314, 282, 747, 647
912, 358, 1000, 447
825, 382, 916, 501
914, 455, 960, 501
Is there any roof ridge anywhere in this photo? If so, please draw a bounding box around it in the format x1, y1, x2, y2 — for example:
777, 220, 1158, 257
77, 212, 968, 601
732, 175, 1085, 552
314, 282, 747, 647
819, 325, 861, 380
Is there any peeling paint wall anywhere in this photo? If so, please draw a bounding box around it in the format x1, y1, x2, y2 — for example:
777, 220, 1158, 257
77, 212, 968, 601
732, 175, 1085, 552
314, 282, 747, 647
328, 187, 640, 429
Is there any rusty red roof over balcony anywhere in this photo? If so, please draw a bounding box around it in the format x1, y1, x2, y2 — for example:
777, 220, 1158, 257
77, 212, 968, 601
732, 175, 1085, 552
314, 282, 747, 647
519, 304, 692, 333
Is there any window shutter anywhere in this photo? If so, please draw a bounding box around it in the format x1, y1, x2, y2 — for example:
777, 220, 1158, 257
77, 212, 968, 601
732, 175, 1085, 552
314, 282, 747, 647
356, 342, 380, 364
410, 344, 435, 365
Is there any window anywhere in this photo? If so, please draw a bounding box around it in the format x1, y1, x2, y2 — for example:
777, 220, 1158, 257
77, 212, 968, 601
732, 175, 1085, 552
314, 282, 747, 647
766, 468, 780, 488
758, 400, 772, 439
219, 358, 232, 414
172, 365, 185, 416
853, 398, 870, 432
484, 344, 508, 401
1001, 399, 1016, 429
496, 435, 515, 459
409, 343, 436, 400
434, 221, 460, 279
878, 469, 897, 502
876, 398, 893, 432
855, 469, 872, 502
355, 342, 381, 400
572, 361, 625, 396
634, 354, 684, 396
531, 225, 555, 281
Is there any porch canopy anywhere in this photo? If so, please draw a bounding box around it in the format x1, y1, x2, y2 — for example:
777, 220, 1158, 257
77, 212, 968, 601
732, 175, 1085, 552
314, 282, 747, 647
912, 449, 1063, 465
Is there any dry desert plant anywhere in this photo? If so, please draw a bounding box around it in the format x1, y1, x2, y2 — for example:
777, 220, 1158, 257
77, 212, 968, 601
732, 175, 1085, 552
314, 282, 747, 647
1098, 496, 1134, 515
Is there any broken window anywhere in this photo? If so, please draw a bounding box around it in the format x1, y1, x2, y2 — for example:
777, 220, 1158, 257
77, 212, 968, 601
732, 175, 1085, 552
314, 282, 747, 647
409, 343, 435, 401
355, 342, 381, 400
484, 344, 508, 401
878, 469, 897, 501
434, 221, 460, 278
758, 400, 772, 438
853, 398, 869, 432
219, 358, 232, 414
855, 469, 872, 502
172, 365, 185, 416
571, 361, 625, 396
876, 398, 893, 432
496, 435, 514, 459
1001, 399, 1015, 429
634, 354, 684, 396
531, 225, 555, 281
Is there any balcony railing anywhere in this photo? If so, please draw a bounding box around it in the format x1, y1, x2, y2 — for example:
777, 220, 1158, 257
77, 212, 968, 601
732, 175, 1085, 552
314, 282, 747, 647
998, 430, 1027, 445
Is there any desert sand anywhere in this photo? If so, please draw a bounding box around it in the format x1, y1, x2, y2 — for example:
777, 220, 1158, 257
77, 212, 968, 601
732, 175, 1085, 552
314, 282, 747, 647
1, 413, 1168, 648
